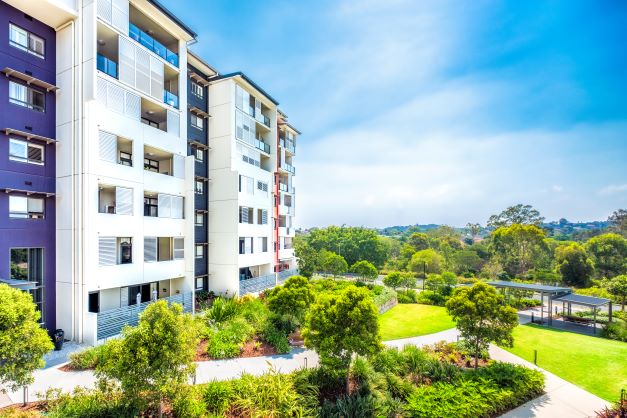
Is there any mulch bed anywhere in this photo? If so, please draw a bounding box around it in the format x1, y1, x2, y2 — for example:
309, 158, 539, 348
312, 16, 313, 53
195, 337, 278, 362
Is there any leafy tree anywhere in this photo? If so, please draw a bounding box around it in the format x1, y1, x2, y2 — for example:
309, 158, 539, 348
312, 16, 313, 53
453, 250, 483, 274
98, 300, 199, 412
487, 204, 545, 229
302, 286, 382, 391
267, 276, 314, 326
350, 260, 378, 282
441, 271, 458, 286
304, 226, 389, 267
321, 251, 349, 277
0, 284, 53, 393
490, 224, 548, 277
293, 237, 321, 278
605, 275, 627, 311
480, 259, 504, 280
466, 223, 482, 239
398, 243, 417, 269
608, 209, 627, 237
585, 233, 627, 278
446, 282, 518, 368
425, 225, 460, 239
408, 249, 444, 277
554, 243, 594, 287
407, 232, 430, 251
383, 271, 415, 290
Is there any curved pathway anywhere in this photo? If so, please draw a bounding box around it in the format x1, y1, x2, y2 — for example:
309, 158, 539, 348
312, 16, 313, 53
1, 326, 611, 417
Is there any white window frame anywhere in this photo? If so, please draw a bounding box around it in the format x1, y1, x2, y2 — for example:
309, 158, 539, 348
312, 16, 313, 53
9, 81, 45, 112
195, 244, 204, 258
191, 113, 204, 130
195, 213, 204, 226
9, 23, 45, 58
195, 180, 204, 195
194, 148, 204, 162
9, 195, 44, 219
190, 81, 203, 99
9, 138, 44, 165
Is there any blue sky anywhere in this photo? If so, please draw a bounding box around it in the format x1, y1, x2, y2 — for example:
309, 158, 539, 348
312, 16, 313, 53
169, 0, 627, 227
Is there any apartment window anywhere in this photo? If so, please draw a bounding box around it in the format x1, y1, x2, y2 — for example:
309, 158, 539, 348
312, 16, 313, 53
195, 277, 205, 290
239, 206, 254, 224
88, 291, 100, 313
173, 237, 184, 260
144, 196, 158, 217
144, 157, 159, 172
238, 237, 253, 255
195, 213, 204, 226
260, 237, 268, 253
257, 209, 268, 225
239, 175, 254, 194
10, 248, 44, 319
9, 81, 45, 112
190, 81, 203, 99
9, 195, 44, 219
119, 238, 133, 264
195, 244, 204, 258
257, 181, 268, 195
9, 138, 44, 165
195, 180, 204, 195
194, 148, 204, 162
191, 114, 204, 130
119, 151, 133, 166
9, 23, 45, 58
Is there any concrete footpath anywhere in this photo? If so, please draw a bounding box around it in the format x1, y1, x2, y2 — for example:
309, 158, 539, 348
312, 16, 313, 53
1, 328, 612, 417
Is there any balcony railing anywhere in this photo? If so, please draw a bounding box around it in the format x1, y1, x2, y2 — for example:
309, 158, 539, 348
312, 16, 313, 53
282, 163, 295, 174
239, 273, 276, 295
254, 139, 270, 154
129, 23, 179, 67
97, 54, 118, 79
280, 139, 296, 154
96, 292, 192, 340
164, 90, 179, 108
277, 269, 299, 284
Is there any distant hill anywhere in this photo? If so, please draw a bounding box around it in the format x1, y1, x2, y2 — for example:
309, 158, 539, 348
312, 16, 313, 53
377, 220, 610, 240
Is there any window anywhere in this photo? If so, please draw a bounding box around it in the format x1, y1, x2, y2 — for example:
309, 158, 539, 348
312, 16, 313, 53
9, 24, 45, 58
144, 196, 158, 217
238, 237, 253, 255
239, 206, 254, 224
195, 213, 204, 226
195, 277, 205, 291
9, 138, 44, 165
9, 81, 45, 112
194, 148, 204, 162
260, 237, 268, 252
144, 157, 159, 172
9, 195, 44, 219
173, 237, 184, 260
10, 248, 44, 320
119, 237, 133, 264
257, 181, 268, 194
191, 114, 204, 130
239, 175, 254, 194
195, 244, 204, 258
119, 151, 132, 166
257, 209, 268, 225
190, 81, 203, 99
195, 180, 204, 195
88, 292, 100, 313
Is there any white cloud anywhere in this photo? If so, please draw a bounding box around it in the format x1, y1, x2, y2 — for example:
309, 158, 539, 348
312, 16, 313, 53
599, 184, 627, 196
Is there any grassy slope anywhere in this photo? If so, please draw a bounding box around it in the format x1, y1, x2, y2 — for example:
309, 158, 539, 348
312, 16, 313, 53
379, 304, 455, 341
503, 324, 627, 402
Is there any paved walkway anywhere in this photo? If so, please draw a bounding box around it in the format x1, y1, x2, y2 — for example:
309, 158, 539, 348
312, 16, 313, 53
1, 326, 612, 417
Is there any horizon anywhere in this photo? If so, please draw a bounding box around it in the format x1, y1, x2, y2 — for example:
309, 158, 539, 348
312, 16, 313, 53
165, 0, 627, 228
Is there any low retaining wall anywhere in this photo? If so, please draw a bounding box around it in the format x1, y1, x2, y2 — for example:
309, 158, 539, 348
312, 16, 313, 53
379, 297, 398, 314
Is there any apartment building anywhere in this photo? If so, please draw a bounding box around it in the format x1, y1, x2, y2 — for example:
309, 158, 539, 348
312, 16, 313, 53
0, 1, 58, 331
1, 0, 300, 343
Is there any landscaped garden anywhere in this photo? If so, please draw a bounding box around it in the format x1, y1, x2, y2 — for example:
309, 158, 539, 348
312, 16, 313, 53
502, 324, 627, 402
379, 304, 455, 340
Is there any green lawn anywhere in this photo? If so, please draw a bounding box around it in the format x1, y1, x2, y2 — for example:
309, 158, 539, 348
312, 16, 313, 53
502, 324, 627, 402
379, 304, 455, 341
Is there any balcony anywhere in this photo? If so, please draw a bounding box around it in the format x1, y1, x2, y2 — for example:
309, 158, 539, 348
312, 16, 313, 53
278, 183, 294, 194
254, 138, 270, 154
239, 273, 276, 295
144, 145, 173, 176
129, 22, 178, 67
97, 53, 118, 79
281, 163, 295, 175
164, 90, 178, 109
280, 138, 296, 154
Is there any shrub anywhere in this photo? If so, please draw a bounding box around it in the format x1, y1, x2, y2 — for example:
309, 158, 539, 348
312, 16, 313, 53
67, 344, 110, 370
372, 286, 397, 308
319, 393, 384, 418
262, 321, 290, 354
44, 382, 138, 418
600, 321, 627, 342
468, 362, 544, 398
206, 297, 238, 323
0, 409, 42, 418
201, 380, 234, 416
171, 386, 206, 418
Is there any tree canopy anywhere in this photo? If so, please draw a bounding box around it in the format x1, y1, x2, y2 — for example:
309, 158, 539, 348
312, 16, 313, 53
267, 276, 314, 325
585, 233, 627, 278
304, 226, 389, 268
320, 251, 349, 277
490, 224, 548, 277
605, 275, 627, 311
446, 282, 518, 368
554, 243, 595, 287
487, 204, 545, 228
350, 260, 378, 282
0, 284, 53, 393
408, 249, 444, 276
